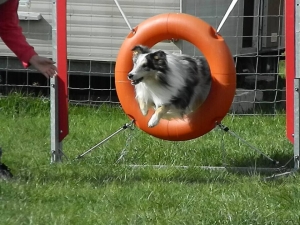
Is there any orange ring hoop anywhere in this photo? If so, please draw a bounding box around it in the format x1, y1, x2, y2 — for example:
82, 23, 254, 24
115, 13, 236, 141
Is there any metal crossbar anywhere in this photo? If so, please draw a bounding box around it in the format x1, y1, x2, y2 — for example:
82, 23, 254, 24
75, 120, 135, 160
217, 123, 279, 165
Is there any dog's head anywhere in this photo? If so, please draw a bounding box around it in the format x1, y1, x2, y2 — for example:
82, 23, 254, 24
128, 45, 168, 85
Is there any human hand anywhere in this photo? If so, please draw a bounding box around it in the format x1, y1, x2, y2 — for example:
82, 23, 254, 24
29, 55, 57, 78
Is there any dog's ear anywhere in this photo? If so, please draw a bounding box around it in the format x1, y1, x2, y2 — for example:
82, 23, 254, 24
150, 50, 167, 67
152, 50, 166, 60
132, 45, 151, 56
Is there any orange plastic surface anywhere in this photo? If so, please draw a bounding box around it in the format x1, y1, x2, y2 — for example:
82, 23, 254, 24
115, 13, 236, 141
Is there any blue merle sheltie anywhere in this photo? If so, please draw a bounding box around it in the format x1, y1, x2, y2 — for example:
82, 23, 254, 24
128, 45, 212, 128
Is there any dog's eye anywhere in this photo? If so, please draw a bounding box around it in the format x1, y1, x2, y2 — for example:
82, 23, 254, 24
142, 63, 147, 68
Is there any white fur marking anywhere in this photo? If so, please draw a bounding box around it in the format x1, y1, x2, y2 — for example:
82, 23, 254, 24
148, 113, 159, 127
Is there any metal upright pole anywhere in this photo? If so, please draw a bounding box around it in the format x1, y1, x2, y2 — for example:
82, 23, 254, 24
294, 0, 300, 169
51, 0, 63, 163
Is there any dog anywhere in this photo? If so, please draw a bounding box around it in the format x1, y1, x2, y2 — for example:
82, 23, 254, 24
128, 45, 212, 128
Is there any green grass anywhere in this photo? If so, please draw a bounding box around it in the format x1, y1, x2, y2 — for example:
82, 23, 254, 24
0, 94, 299, 225
279, 60, 286, 79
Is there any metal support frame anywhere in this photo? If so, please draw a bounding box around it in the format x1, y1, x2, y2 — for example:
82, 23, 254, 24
294, 0, 300, 170
217, 123, 279, 165
126, 122, 294, 179
51, 0, 63, 163
293, 78, 300, 169
50, 74, 63, 163
108, 0, 292, 177
75, 120, 135, 160
74, 121, 289, 178
47, 0, 298, 175
122, 123, 287, 176
51, 0, 68, 163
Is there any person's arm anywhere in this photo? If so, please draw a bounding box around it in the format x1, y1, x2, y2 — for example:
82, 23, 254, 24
0, 0, 37, 67
0, 0, 57, 78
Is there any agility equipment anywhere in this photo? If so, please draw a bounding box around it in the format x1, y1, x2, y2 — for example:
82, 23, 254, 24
52, 0, 299, 177
50, 0, 68, 162
115, 13, 236, 141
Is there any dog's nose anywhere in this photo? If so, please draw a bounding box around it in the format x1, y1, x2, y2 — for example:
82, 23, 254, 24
128, 73, 133, 79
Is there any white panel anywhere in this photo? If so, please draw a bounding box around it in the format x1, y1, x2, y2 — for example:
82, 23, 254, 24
0, 0, 180, 62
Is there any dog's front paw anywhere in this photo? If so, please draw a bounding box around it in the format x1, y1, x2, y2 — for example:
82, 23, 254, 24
140, 107, 148, 116
138, 101, 148, 116
148, 114, 159, 128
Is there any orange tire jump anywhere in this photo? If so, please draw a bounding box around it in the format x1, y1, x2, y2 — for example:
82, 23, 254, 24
115, 13, 236, 141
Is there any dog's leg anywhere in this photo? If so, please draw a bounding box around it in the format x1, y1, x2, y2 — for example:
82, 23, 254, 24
137, 98, 149, 116
148, 105, 170, 128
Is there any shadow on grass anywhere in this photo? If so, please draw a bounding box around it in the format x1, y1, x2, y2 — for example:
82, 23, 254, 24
202, 151, 295, 177
13, 143, 295, 185
228, 152, 294, 169
15, 155, 296, 187
16, 161, 235, 186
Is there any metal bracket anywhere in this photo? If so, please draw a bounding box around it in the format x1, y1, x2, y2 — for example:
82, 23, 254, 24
75, 120, 135, 160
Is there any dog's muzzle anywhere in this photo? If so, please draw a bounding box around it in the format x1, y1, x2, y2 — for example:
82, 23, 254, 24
128, 74, 143, 85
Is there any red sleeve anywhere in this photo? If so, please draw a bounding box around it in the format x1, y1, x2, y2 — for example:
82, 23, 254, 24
0, 0, 37, 67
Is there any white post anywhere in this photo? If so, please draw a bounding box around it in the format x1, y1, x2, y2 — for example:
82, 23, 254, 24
51, 0, 63, 163
294, 0, 300, 169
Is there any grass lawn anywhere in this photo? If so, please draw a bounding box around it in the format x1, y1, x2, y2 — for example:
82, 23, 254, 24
0, 94, 299, 225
